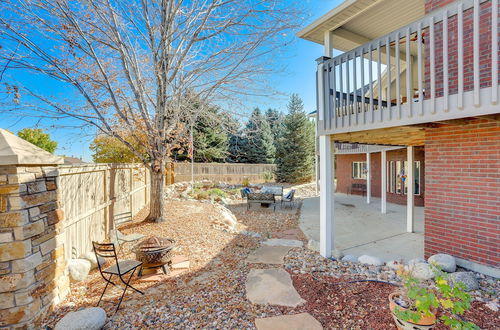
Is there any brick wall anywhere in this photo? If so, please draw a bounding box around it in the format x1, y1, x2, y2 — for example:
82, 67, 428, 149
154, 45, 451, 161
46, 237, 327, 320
336, 148, 425, 206
424, 0, 499, 99
425, 119, 500, 268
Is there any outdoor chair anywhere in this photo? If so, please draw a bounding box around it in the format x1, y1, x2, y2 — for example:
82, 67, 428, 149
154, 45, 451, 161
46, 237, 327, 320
92, 241, 144, 313
281, 189, 296, 209
240, 187, 253, 198
110, 229, 145, 251
246, 192, 276, 211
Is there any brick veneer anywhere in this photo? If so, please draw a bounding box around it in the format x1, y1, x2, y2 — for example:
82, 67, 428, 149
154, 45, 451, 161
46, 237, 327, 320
335, 148, 425, 207
424, 119, 500, 268
0, 166, 69, 328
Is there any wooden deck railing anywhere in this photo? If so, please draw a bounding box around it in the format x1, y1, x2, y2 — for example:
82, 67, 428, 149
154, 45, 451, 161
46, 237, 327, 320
317, 0, 499, 135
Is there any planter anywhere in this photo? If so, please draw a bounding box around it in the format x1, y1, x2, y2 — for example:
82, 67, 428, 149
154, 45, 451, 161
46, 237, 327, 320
388, 292, 436, 330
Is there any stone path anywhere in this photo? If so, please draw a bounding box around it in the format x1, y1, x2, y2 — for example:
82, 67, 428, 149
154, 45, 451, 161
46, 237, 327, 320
255, 313, 323, 330
245, 236, 323, 329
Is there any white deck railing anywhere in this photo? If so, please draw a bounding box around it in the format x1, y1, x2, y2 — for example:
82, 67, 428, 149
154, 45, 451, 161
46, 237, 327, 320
317, 0, 499, 135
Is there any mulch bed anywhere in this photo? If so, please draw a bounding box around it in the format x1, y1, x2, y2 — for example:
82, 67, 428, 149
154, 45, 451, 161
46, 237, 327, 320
286, 273, 500, 329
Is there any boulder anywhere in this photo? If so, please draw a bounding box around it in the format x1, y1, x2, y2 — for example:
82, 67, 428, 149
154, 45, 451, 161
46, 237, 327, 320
407, 263, 435, 280
68, 259, 91, 282
358, 255, 384, 266
386, 259, 405, 271
80, 252, 104, 270
428, 254, 456, 272
408, 258, 426, 266
54, 307, 106, 330
341, 255, 358, 263
332, 249, 344, 260
449, 272, 479, 291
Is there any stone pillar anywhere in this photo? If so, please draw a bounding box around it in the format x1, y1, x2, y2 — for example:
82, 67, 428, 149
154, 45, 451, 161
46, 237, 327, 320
0, 129, 67, 328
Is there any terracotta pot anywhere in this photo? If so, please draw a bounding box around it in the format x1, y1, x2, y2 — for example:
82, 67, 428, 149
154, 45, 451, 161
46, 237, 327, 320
388, 292, 436, 330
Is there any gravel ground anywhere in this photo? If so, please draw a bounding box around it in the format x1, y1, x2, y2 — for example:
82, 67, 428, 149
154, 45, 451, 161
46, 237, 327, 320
42, 186, 498, 329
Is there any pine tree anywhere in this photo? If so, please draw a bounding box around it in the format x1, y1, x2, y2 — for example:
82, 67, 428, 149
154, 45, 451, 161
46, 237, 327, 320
265, 108, 284, 158
243, 108, 275, 164
275, 94, 315, 183
191, 106, 229, 162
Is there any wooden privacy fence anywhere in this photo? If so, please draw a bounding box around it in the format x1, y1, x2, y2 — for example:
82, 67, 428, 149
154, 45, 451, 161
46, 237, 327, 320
167, 162, 276, 184
58, 163, 149, 260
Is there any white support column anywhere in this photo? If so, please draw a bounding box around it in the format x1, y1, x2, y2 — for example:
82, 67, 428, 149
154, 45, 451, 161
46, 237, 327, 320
381, 150, 387, 214
319, 135, 334, 258
324, 30, 333, 57
406, 146, 414, 233
366, 152, 371, 204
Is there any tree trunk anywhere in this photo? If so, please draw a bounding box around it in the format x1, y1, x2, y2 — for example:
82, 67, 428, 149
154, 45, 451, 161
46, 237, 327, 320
148, 165, 167, 223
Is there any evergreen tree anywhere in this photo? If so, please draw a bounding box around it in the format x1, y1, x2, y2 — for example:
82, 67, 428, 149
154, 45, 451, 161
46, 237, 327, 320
191, 106, 229, 162
243, 108, 275, 164
265, 108, 284, 157
275, 94, 315, 183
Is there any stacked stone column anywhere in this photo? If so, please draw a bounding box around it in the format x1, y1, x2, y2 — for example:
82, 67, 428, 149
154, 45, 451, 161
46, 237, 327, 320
0, 164, 68, 328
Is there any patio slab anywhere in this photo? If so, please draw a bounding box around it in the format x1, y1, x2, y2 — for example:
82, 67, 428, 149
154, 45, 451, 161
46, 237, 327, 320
246, 246, 292, 264
299, 193, 424, 261
245, 268, 305, 307
255, 313, 323, 330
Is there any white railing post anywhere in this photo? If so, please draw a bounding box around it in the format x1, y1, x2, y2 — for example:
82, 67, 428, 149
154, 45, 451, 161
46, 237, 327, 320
319, 135, 334, 258
406, 146, 414, 233
381, 150, 387, 214
366, 152, 371, 204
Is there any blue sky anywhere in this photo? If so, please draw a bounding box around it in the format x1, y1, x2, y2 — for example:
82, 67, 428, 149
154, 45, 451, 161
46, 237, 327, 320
1, 0, 343, 161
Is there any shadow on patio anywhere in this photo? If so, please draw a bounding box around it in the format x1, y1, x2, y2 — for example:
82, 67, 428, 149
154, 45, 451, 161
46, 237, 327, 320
300, 193, 424, 261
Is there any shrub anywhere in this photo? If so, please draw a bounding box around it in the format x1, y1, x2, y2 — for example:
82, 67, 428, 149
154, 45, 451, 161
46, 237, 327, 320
242, 178, 250, 187
263, 171, 274, 183
207, 188, 227, 198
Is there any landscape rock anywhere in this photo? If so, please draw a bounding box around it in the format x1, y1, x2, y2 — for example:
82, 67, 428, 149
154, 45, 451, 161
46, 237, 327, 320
307, 240, 319, 252
54, 307, 106, 330
68, 259, 91, 282
449, 272, 479, 291
80, 251, 103, 270
332, 249, 344, 260
408, 258, 426, 266
407, 262, 435, 280
428, 254, 456, 272
358, 255, 384, 266
241, 230, 262, 238
341, 255, 358, 263
386, 259, 404, 271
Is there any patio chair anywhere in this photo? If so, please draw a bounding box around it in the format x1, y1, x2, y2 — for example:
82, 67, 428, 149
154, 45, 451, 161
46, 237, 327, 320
281, 189, 296, 209
92, 241, 144, 313
110, 213, 145, 251
240, 187, 253, 198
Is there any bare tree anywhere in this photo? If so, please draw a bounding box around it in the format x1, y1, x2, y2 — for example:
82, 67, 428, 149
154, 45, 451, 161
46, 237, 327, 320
0, 0, 300, 222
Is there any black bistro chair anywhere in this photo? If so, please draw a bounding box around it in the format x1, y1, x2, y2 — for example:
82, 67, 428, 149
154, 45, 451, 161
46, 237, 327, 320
92, 241, 144, 312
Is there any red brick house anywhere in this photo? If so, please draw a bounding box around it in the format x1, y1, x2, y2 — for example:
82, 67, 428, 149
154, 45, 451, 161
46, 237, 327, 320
298, 0, 499, 277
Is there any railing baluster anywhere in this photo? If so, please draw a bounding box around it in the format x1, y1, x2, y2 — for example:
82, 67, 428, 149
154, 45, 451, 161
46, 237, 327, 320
395, 31, 401, 119
386, 36, 392, 120
473, 0, 480, 107
378, 41, 382, 122
443, 11, 449, 112
361, 48, 366, 124
369, 45, 374, 123
353, 51, 358, 125
317, 63, 324, 123
417, 22, 423, 116
339, 58, 344, 127
493, 0, 498, 105
406, 28, 412, 118
332, 60, 337, 129
346, 54, 351, 126
430, 15, 436, 114
458, 2, 464, 109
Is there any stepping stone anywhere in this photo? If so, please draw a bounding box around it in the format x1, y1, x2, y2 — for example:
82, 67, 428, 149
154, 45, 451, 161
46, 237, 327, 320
246, 268, 305, 307
171, 255, 190, 269
255, 313, 322, 330
271, 229, 302, 240
247, 246, 292, 264
262, 239, 303, 248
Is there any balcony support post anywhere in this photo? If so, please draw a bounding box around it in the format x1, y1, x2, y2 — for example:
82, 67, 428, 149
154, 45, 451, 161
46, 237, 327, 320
406, 146, 414, 233
381, 150, 387, 214
319, 135, 334, 258
366, 152, 371, 204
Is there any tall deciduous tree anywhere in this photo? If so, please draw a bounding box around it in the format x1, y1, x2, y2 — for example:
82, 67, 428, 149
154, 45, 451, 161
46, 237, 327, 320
17, 128, 57, 153
275, 94, 315, 183
243, 108, 275, 164
0, 0, 299, 222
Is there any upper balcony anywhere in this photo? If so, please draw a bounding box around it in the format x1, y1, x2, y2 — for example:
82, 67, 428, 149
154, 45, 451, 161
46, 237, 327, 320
301, 0, 499, 137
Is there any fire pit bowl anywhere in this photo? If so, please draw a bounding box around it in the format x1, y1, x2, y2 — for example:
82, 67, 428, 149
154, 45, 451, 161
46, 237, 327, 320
133, 236, 175, 275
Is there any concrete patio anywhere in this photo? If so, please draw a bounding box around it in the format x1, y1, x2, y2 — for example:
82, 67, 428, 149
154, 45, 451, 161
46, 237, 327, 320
300, 194, 424, 262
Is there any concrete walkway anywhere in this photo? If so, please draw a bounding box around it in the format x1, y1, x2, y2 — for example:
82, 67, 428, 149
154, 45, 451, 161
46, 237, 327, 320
299, 194, 424, 261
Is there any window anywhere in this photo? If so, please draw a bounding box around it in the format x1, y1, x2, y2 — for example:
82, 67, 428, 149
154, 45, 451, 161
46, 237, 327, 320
387, 160, 421, 195
352, 161, 367, 179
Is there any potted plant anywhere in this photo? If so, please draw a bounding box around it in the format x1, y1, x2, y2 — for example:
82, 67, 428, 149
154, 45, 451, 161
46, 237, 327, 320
390, 266, 479, 330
